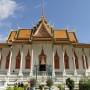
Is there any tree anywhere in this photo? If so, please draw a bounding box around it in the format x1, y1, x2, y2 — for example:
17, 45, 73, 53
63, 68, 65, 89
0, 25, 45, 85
66, 78, 74, 90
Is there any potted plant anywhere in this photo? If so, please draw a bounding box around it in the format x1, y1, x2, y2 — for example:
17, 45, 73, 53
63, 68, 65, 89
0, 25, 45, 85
46, 78, 53, 90
39, 84, 44, 90
57, 84, 64, 90
66, 78, 74, 90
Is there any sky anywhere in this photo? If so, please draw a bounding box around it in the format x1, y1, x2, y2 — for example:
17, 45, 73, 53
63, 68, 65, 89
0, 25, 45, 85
0, 0, 90, 43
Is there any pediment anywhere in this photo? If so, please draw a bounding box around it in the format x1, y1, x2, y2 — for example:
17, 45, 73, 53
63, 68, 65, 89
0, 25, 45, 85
33, 22, 52, 38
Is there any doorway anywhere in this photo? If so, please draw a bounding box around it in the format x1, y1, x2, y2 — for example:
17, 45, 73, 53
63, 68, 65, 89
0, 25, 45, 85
39, 48, 46, 71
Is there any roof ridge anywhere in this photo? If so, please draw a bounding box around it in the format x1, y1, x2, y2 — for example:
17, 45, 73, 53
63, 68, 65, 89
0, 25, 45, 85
19, 28, 31, 30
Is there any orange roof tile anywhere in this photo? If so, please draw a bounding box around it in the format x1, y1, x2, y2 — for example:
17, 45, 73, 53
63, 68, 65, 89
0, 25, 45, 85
54, 30, 68, 39
16, 29, 32, 40
68, 32, 77, 43
8, 31, 17, 42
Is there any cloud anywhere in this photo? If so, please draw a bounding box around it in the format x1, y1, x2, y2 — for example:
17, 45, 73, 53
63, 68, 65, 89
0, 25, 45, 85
0, 0, 18, 20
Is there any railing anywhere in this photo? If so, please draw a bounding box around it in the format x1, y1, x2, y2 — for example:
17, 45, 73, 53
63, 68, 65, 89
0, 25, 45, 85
11, 70, 18, 75
22, 70, 30, 76
33, 65, 52, 76
0, 70, 7, 75
55, 71, 63, 77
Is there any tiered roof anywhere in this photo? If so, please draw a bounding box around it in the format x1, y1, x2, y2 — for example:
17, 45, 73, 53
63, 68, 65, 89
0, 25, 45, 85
7, 17, 77, 43
0, 16, 90, 48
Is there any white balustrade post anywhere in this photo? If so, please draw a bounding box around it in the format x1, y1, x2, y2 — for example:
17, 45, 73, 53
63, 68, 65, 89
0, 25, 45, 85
62, 45, 66, 76
83, 49, 88, 76
52, 49, 55, 77
72, 48, 77, 76
83, 55, 88, 76
30, 48, 33, 76
7, 47, 12, 76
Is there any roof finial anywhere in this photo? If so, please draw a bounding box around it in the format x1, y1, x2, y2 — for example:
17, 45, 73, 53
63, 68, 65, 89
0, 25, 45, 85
41, 0, 44, 18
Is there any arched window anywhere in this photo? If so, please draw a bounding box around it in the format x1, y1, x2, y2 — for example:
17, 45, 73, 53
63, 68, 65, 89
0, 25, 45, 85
25, 50, 31, 69
82, 55, 85, 69
74, 51, 79, 69
54, 51, 60, 69
6, 51, 10, 69
16, 50, 21, 69
39, 48, 46, 71
0, 53, 2, 68
39, 48, 46, 65
64, 51, 69, 69
85, 55, 88, 69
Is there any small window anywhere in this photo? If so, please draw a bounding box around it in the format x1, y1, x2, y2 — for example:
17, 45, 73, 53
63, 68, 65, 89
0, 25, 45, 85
85, 55, 88, 69
74, 51, 79, 69
16, 50, 21, 69
64, 51, 69, 69
39, 48, 46, 65
82, 55, 85, 69
25, 50, 31, 69
6, 51, 10, 69
54, 51, 60, 69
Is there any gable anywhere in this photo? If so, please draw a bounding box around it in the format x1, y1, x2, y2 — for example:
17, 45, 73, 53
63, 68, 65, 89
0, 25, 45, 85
68, 32, 78, 43
33, 20, 52, 38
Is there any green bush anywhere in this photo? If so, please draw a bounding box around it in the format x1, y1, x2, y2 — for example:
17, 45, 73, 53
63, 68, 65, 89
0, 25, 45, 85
79, 78, 90, 90
66, 78, 74, 90
6, 87, 13, 90
23, 84, 28, 90
57, 84, 64, 90
6, 87, 24, 90
39, 85, 44, 90
30, 78, 36, 87
46, 78, 53, 90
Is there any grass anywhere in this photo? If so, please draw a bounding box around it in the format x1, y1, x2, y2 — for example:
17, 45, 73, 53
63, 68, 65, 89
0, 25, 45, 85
6, 87, 24, 90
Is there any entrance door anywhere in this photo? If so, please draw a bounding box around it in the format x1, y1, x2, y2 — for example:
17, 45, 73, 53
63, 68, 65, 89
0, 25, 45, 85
39, 48, 46, 71
39, 64, 46, 71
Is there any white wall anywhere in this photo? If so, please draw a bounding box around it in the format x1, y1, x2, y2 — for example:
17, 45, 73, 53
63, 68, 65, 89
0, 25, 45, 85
32, 41, 53, 66
0, 43, 90, 76
1, 48, 10, 71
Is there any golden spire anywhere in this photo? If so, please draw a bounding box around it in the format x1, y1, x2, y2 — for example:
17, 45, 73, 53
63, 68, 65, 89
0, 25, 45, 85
41, 0, 44, 18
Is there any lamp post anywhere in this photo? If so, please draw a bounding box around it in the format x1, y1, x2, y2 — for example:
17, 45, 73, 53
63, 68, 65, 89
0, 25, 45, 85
35, 65, 38, 81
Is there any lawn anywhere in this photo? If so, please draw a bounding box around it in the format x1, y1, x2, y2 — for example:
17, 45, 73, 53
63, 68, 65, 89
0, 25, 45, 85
6, 87, 25, 90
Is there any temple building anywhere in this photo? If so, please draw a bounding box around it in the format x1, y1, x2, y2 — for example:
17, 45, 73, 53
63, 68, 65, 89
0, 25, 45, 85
0, 16, 90, 85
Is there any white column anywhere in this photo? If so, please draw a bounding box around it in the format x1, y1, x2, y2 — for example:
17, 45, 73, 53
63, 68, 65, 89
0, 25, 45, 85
30, 47, 33, 76
72, 49, 77, 76
82, 49, 88, 76
83, 55, 88, 76
19, 45, 23, 76
62, 46, 66, 76
7, 47, 12, 76
52, 49, 55, 77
